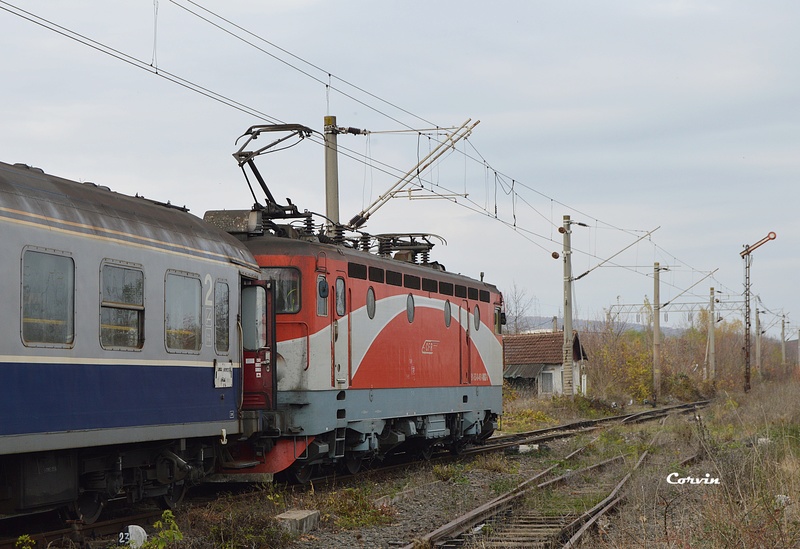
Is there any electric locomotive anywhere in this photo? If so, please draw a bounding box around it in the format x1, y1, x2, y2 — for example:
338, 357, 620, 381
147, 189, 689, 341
204, 124, 505, 482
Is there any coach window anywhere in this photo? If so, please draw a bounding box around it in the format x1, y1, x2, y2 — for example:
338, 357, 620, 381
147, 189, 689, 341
407, 293, 415, 323
22, 250, 75, 346
335, 277, 346, 317
366, 287, 376, 319
317, 275, 329, 316
215, 281, 230, 353
474, 305, 481, 331
262, 267, 301, 314
100, 263, 144, 349
444, 300, 452, 327
165, 272, 202, 352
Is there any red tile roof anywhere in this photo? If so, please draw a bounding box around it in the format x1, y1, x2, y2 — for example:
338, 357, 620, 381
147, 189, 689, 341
504, 332, 564, 366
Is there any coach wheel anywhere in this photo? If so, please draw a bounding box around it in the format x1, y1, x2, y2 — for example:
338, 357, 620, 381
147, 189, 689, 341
71, 492, 105, 525
344, 453, 363, 475
287, 462, 314, 484
160, 479, 187, 509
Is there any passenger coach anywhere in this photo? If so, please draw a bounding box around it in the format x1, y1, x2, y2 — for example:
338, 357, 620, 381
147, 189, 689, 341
0, 161, 268, 521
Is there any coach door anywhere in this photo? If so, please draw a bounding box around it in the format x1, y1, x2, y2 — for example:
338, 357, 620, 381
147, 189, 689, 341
241, 280, 277, 410
459, 300, 472, 384
331, 275, 350, 388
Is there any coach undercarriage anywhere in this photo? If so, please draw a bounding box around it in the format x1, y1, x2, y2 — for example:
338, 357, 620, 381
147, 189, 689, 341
0, 441, 218, 523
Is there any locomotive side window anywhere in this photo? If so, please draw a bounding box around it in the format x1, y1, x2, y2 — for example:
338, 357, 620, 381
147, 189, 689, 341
21, 250, 75, 346
407, 294, 415, 323
404, 274, 421, 290
422, 278, 438, 292
368, 266, 384, 283
444, 300, 452, 327
100, 263, 144, 349
335, 277, 346, 317
366, 287, 376, 319
347, 262, 367, 280
215, 281, 230, 353
439, 281, 454, 296
386, 270, 402, 286
316, 275, 329, 317
262, 267, 300, 314
165, 272, 202, 352
474, 305, 481, 331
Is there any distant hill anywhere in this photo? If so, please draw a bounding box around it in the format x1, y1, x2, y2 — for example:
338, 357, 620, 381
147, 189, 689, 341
511, 316, 686, 337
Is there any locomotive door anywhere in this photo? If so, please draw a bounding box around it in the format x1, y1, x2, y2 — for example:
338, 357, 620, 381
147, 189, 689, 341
459, 300, 472, 384
331, 275, 350, 388
240, 280, 277, 410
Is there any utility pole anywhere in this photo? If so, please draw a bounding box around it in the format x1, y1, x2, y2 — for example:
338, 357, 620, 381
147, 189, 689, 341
323, 115, 341, 233
740, 231, 776, 392
781, 315, 787, 371
561, 215, 574, 396
709, 287, 716, 384
755, 308, 761, 380
324, 115, 368, 235
653, 262, 662, 404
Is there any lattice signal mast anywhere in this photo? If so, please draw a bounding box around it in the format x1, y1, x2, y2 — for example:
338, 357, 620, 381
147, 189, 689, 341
740, 231, 776, 392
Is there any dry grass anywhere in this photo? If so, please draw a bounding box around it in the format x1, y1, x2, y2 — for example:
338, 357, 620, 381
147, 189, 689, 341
587, 381, 800, 548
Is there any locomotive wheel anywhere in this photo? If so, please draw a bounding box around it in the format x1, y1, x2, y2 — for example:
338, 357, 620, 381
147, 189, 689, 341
70, 492, 105, 525
160, 479, 187, 509
287, 462, 314, 484
449, 440, 466, 456
420, 444, 434, 461
343, 453, 363, 475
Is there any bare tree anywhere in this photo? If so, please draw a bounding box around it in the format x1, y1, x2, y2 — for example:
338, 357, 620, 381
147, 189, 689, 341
504, 281, 536, 334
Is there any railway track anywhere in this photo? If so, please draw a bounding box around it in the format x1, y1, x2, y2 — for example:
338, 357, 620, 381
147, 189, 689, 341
318, 399, 709, 485
0, 401, 706, 548
0, 509, 162, 549
404, 401, 706, 549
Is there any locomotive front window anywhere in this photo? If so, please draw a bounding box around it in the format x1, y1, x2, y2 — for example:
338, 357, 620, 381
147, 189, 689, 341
21, 250, 75, 346
165, 273, 202, 352
261, 267, 300, 314
100, 264, 144, 349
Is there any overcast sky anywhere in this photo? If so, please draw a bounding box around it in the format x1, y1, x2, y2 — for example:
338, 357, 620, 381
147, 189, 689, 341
2, 1, 798, 339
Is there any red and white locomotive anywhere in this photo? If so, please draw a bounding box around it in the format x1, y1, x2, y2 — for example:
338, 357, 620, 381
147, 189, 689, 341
208, 124, 504, 481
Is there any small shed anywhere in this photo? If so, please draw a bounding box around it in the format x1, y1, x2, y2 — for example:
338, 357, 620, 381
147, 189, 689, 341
503, 331, 589, 396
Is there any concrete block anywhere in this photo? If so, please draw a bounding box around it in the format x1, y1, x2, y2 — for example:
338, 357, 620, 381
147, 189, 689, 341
275, 509, 320, 534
